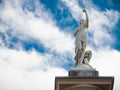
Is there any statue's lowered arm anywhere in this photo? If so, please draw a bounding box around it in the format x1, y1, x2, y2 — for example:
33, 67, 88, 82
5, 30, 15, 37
74, 29, 79, 36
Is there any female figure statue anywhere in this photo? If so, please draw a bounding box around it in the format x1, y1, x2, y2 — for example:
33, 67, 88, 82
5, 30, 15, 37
74, 9, 89, 66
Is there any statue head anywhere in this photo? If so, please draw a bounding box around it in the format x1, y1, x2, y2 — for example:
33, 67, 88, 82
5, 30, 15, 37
84, 50, 92, 61
79, 19, 86, 28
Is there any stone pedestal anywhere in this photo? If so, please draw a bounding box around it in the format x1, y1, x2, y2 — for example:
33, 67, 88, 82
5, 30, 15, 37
69, 70, 99, 77
55, 63, 114, 90
69, 63, 99, 77
55, 77, 114, 90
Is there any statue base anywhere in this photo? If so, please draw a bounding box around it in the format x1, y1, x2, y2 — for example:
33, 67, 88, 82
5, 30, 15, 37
55, 64, 114, 90
69, 63, 99, 77
55, 77, 114, 90
69, 70, 99, 77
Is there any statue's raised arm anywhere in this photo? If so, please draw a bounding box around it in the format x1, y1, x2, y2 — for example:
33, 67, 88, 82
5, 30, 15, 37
83, 9, 89, 28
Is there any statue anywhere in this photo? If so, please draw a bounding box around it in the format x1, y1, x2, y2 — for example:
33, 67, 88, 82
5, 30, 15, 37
74, 9, 89, 66
83, 50, 93, 68
69, 9, 99, 77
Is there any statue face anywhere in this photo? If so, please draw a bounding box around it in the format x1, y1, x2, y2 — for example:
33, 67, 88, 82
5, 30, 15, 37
85, 50, 92, 56
79, 19, 86, 28
85, 53, 89, 57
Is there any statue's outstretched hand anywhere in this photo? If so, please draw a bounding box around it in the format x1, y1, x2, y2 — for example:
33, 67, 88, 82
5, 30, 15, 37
83, 9, 86, 13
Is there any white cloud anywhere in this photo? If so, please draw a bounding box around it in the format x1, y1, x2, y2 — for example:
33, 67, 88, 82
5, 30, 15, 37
0, 48, 67, 90
27, 19, 74, 53
0, 0, 74, 53
62, 0, 83, 21
88, 9, 119, 47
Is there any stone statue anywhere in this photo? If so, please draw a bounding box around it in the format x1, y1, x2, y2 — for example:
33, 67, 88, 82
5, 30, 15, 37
74, 9, 89, 66
69, 9, 99, 77
83, 50, 93, 68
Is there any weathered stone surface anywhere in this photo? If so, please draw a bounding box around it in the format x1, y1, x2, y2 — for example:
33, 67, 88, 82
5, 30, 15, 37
69, 70, 99, 77
69, 63, 99, 77
70, 63, 95, 70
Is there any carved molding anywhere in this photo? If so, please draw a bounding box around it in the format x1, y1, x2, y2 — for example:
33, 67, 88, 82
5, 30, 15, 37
64, 84, 103, 90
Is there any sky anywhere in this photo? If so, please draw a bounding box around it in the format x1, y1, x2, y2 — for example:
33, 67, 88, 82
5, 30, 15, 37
0, 0, 120, 90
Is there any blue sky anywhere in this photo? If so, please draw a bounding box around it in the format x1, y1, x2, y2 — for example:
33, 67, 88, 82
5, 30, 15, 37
0, 0, 120, 90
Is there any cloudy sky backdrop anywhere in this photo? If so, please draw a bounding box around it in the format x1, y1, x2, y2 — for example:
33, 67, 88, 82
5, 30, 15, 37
0, 0, 120, 90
